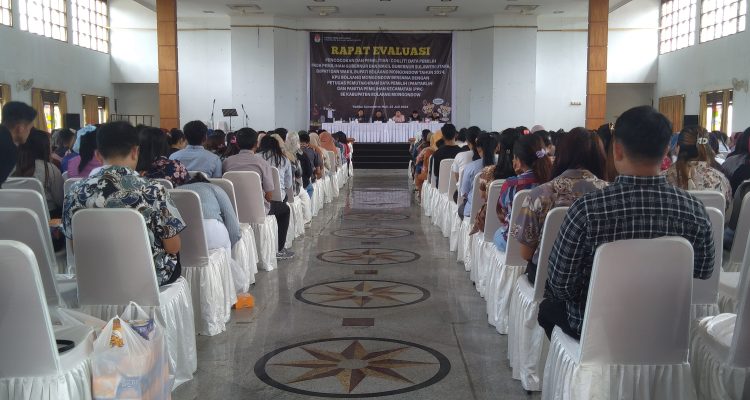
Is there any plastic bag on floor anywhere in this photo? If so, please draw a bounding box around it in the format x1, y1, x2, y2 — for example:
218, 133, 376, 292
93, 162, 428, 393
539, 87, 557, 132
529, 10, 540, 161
92, 302, 171, 400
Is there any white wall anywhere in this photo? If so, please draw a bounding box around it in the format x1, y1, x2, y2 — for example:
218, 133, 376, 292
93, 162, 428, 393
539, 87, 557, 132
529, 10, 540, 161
109, 0, 157, 84
656, 29, 750, 132
177, 29, 233, 128
273, 22, 307, 131
535, 31, 588, 129
113, 83, 159, 123
606, 83, 655, 122
466, 29, 493, 130
230, 25, 277, 130
493, 26, 537, 130
0, 26, 112, 115
607, 0, 660, 84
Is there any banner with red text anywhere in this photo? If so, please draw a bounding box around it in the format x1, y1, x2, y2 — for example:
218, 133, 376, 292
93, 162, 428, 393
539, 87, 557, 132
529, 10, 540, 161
309, 32, 452, 127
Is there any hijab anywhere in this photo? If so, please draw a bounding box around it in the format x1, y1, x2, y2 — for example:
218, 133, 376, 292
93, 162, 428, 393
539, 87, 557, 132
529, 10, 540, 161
272, 134, 295, 162
286, 132, 302, 156
319, 131, 338, 153
429, 130, 444, 150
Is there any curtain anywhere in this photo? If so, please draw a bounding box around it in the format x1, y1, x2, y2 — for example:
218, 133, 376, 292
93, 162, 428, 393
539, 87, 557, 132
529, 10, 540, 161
58, 91, 67, 122
658, 95, 685, 133
721, 90, 732, 133
103, 97, 110, 123
698, 92, 708, 130
82, 95, 99, 125
31, 88, 47, 131
0, 84, 10, 104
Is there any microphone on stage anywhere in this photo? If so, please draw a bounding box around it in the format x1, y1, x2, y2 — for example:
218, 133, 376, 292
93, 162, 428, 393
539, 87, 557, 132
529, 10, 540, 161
210, 99, 216, 129
241, 104, 249, 127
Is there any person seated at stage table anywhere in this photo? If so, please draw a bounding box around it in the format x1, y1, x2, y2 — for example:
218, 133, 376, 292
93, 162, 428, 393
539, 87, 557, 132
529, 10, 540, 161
408, 110, 422, 122
430, 110, 441, 122
393, 111, 406, 123
512, 128, 608, 284
372, 110, 387, 123
169, 120, 223, 178
354, 109, 367, 123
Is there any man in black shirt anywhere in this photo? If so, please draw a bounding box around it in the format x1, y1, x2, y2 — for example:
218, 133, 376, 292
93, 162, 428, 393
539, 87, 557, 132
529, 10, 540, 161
408, 110, 422, 122
372, 110, 387, 123
354, 109, 367, 123
431, 124, 467, 186
0, 101, 37, 185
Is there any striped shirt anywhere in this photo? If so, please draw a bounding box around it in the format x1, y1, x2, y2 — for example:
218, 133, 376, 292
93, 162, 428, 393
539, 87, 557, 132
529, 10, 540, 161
545, 175, 715, 335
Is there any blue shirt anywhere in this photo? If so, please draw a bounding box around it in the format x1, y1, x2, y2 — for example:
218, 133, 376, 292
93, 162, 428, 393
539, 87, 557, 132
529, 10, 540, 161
169, 145, 222, 178
180, 182, 241, 246
461, 159, 485, 217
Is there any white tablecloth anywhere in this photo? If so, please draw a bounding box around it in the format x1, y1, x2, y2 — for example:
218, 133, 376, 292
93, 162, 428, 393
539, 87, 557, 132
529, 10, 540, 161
322, 122, 444, 143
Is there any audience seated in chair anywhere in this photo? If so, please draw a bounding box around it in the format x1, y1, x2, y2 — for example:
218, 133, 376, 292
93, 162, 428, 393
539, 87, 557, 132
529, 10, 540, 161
431, 124, 467, 187
663, 126, 732, 207
492, 134, 552, 252
539, 105, 716, 340
459, 132, 496, 220
259, 135, 294, 201
452, 127, 481, 193
11, 129, 64, 217
66, 127, 103, 178
471, 128, 520, 234
723, 128, 750, 194
177, 172, 240, 253
222, 128, 294, 260
63, 121, 186, 286
1, 102, 38, 186
137, 126, 189, 186
51, 128, 75, 169
169, 120, 223, 178
512, 128, 608, 285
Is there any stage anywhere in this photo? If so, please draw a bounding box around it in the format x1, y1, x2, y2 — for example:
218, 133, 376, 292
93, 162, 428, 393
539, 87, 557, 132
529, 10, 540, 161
322, 122, 444, 143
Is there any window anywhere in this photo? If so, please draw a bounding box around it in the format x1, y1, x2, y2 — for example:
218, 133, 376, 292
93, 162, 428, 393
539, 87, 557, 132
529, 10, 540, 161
19, 0, 68, 41
32, 89, 65, 131
1, 0, 11, 27
700, 0, 747, 42
72, 0, 109, 52
702, 90, 733, 134
660, 0, 698, 54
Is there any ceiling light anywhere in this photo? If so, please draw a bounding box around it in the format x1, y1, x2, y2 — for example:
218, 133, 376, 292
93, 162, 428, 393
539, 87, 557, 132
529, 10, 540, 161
226, 4, 261, 12
426, 6, 458, 16
313, 0, 325, 2
307, 5, 339, 16
504, 4, 539, 12
553, 10, 564, 14
376, 13, 386, 16
202, 10, 215, 13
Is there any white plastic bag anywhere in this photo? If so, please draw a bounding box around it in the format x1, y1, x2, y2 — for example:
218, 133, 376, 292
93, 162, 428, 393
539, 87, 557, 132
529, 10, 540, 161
92, 302, 171, 400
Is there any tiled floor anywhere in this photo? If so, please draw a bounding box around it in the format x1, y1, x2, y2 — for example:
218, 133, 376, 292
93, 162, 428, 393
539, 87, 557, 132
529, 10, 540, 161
173, 169, 540, 400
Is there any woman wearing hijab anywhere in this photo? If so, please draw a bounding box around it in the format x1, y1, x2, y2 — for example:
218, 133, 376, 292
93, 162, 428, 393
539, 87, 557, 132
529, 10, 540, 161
414, 130, 443, 195
310, 132, 332, 173
319, 131, 341, 169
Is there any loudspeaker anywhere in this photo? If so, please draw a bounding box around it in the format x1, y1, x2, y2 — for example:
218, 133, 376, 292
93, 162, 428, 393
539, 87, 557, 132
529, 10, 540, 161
683, 115, 699, 128
64, 113, 81, 130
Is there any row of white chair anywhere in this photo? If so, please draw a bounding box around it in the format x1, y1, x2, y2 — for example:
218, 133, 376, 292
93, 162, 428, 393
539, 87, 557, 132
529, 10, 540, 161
420, 163, 750, 399
0, 162, 352, 399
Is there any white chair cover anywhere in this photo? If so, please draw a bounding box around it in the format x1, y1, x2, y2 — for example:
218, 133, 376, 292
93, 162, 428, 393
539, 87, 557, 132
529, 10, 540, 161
690, 232, 750, 399
449, 212, 461, 252
224, 171, 279, 271
692, 208, 724, 321
207, 178, 256, 291
689, 190, 726, 213
725, 193, 750, 273
2, 177, 45, 198
0, 241, 94, 400
507, 207, 568, 391
542, 237, 697, 400
298, 189, 313, 224
485, 190, 531, 334
475, 180, 505, 294
457, 218, 472, 264
72, 209, 197, 388
169, 189, 236, 336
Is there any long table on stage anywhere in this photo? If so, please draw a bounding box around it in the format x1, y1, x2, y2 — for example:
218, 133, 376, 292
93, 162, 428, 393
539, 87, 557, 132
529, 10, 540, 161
322, 122, 444, 143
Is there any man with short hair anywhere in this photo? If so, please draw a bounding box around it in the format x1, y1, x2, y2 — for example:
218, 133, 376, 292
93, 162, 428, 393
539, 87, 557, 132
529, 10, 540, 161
223, 128, 294, 260
63, 121, 186, 286
431, 123, 467, 186
539, 106, 715, 340
0, 101, 37, 185
169, 120, 222, 177
273, 128, 288, 141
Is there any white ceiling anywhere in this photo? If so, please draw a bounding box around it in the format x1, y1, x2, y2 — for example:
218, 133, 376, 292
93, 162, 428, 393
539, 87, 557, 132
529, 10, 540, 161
151, 0, 606, 19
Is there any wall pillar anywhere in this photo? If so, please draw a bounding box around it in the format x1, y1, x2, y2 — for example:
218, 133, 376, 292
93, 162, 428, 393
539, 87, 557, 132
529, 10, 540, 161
156, 0, 179, 129
586, 0, 608, 129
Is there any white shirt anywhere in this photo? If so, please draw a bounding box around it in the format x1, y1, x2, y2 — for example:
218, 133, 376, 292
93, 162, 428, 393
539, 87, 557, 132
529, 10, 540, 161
451, 150, 474, 197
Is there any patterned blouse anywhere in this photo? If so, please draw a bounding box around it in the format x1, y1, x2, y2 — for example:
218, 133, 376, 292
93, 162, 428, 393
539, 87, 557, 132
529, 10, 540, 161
494, 170, 540, 246
470, 165, 496, 234
63, 166, 186, 285
511, 169, 608, 264
143, 156, 189, 186
662, 161, 733, 207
